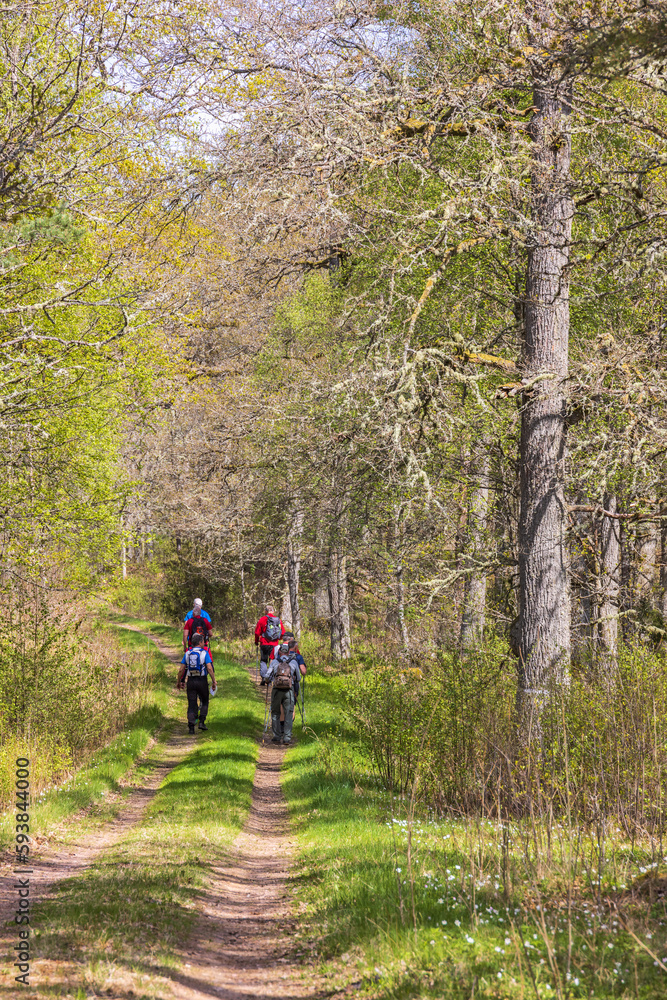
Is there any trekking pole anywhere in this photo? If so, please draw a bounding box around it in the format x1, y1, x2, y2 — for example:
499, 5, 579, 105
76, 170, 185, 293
302, 674, 306, 728
263, 680, 271, 735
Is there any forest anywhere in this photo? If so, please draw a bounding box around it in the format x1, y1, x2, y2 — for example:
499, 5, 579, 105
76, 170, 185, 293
1, 2, 667, 998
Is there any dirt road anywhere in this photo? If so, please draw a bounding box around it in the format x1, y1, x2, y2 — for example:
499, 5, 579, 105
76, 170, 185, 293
0, 629, 319, 1000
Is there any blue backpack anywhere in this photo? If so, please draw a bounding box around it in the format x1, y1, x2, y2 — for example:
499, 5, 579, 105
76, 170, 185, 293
185, 648, 208, 677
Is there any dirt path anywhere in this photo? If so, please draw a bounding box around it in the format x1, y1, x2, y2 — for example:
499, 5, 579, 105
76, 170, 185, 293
1, 630, 322, 1000
160, 737, 317, 1000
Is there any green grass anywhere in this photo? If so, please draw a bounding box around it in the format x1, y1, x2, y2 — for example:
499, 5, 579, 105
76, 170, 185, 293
16, 637, 263, 1000
282, 666, 667, 999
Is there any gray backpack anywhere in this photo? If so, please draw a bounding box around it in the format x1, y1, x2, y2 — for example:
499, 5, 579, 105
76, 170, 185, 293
263, 615, 282, 642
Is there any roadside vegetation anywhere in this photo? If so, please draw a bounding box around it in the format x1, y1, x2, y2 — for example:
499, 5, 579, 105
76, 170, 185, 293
0, 617, 173, 848
283, 648, 667, 1000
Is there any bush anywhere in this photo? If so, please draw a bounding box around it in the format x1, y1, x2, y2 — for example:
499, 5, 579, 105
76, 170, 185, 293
346, 637, 667, 828
0, 593, 153, 810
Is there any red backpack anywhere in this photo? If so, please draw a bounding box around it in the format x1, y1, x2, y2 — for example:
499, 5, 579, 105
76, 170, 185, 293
186, 615, 211, 647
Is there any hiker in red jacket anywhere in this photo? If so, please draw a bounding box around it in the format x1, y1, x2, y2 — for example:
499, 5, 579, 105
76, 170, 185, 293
255, 604, 285, 682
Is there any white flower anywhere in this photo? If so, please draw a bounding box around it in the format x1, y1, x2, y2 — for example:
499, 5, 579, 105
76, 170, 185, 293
454, 919, 461, 927
466, 936, 474, 944
396, 867, 401, 873
430, 940, 435, 945
505, 937, 511, 945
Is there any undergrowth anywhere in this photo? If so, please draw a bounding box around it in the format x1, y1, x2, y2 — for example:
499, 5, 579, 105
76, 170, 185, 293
0, 619, 173, 849
283, 661, 667, 999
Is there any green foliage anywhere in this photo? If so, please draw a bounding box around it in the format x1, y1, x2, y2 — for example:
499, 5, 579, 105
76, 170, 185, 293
345, 638, 667, 829
0, 601, 162, 813
284, 653, 667, 999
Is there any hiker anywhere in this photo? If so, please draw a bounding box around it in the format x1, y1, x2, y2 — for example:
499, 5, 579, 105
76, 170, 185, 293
254, 604, 285, 682
265, 641, 306, 745
176, 632, 217, 734
286, 637, 306, 692
184, 598, 213, 658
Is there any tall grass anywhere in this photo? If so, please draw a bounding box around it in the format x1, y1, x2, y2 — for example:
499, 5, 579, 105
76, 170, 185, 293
0, 597, 158, 811
283, 650, 667, 999
345, 638, 667, 835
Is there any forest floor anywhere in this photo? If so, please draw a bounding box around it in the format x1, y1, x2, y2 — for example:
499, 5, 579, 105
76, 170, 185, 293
0, 623, 322, 1000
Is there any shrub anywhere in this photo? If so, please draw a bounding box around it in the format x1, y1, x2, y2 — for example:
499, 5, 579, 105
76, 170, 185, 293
0, 593, 152, 810
346, 637, 667, 828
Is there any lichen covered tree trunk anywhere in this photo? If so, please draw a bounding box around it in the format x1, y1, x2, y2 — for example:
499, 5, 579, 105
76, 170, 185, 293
327, 545, 351, 660
460, 451, 490, 650
598, 494, 620, 670
517, 8, 572, 740
286, 502, 304, 639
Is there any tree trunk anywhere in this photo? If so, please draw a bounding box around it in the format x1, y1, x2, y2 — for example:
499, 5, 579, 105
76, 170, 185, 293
328, 544, 351, 660
517, 11, 572, 741
598, 494, 620, 671
239, 534, 249, 633
327, 548, 342, 659
313, 565, 330, 619
121, 515, 127, 580
460, 451, 490, 650
392, 506, 410, 652
660, 509, 667, 622
286, 503, 304, 639
280, 583, 291, 626
636, 521, 658, 602
620, 520, 633, 642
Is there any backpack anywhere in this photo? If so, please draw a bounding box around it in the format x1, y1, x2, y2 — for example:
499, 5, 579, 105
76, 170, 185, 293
187, 615, 210, 644
262, 615, 282, 642
273, 656, 293, 690
185, 648, 208, 677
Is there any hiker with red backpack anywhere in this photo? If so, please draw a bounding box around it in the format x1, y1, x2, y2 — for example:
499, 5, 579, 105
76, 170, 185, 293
265, 641, 306, 745
254, 604, 285, 683
183, 598, 214, 661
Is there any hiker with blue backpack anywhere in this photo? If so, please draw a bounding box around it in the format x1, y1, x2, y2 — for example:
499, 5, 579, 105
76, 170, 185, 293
265, 641, 306, 745
176, 632, 217, 734
254, 604, 285, 683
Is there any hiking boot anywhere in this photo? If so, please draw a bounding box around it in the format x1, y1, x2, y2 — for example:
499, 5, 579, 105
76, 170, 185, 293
188, 724, 195, 734
282, 737, 292, 745
271, 736, 281, 744
198, 722, 208, 731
